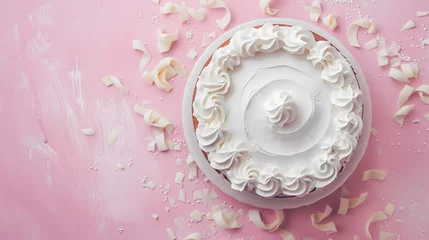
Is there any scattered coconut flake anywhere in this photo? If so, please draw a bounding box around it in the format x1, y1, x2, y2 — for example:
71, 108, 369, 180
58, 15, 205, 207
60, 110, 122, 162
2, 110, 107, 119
337, 198, 350, 215
191, 210, 203, 222
394, 105, 415, 126
384, 203, 395, 216
210, 223, 217, 234
194, 190, 203, 200
165, 206, 170, 212
347, 18, 375, 47
201, 32, 212, 47
363, 170, 387, 181
186, 30, 193, 39
165, 182, 171, 191
160, 2, 189, 22
166, 228, 176, 240
108, 129, 120, 150
388, 68, 410, 83
187, 154, 198, 180
249, 209, 284, 232
396, 219, 404, 223
203, 189, 212, 206
379, 231, 393, 240
187, 7, 206, 21
365, 212, 388, 239
371, 128, 378, 136
176, 158, 183, 166
387, 42, 401, 57
101, 75, 128, 93
415, 84, 429, 104
206, 212, 214, 220
401, 20, 416, 31
279, 229, 296, 240
349, 192, 369, 209
144, 57, 186, 92
187, 48, 198, 60
353, 236, 361, 240
208, 32, 216, 38
151, 0, 160, 4
175, 172, 185, 185
341, 186, 351, 197
322, 14, 338, 31
81, 128, 95, 136
210, 189, 219, 199
364, 38, 378, 50
152, 214, 159, 220
184, 232, 203, 240
401, 63, 418, 79
200, 0, 231, 30
398, 84, 415, 108
212, 205, 241, 229
377, 48, 389, 67
307, 0, 322, 22
425, 114, 429, 120
179, 189, 186, 202
116, 162, 125, 170
147, 181, 156, 189
311, 205, 337, 235
132, 40, 152, 76
157, 27, 179, 53
258, 0, 279, 16
417, 11, 429, 17
422, 39, 429, 45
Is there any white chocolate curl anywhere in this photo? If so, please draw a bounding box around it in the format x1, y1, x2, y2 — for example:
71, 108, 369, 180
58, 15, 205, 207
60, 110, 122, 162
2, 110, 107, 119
394, 104, 414, 126
200, 0, 231, 30
258, 0, 279, 16
157, 27, 179, 53
143, 57, 186, 92
363, 169, 387, 181
365, 212, 388, 239
322, 14, 338, 31
310, 205, 337, 235
248, 209, 284, 232
132, 40, 151, 76
347, 18, 376, 47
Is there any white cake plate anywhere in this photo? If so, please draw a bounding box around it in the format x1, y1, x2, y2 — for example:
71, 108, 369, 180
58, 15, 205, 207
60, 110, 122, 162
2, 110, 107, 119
182, 18, 372, 209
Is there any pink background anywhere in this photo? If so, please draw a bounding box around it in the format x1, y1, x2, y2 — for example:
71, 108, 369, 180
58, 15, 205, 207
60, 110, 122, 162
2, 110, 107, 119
1, 0, 429, 239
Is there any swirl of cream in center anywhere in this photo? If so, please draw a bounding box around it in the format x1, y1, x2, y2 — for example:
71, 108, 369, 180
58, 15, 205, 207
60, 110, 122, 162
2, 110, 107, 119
263, 91, 298, 130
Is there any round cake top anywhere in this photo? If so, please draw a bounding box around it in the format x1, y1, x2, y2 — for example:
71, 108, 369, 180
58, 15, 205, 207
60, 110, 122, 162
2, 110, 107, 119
192, 23, 363, 198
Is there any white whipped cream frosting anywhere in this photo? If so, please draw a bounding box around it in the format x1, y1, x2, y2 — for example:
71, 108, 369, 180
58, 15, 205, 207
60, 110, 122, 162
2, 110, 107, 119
193, 23, 363, 198
264, 91, 298, 130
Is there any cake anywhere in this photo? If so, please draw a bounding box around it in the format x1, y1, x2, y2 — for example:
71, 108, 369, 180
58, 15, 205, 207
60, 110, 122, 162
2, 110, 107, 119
192, 23, 364, 198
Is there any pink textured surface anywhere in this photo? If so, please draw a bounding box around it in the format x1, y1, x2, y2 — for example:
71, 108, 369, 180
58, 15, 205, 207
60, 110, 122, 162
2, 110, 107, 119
1, 0, 429, 239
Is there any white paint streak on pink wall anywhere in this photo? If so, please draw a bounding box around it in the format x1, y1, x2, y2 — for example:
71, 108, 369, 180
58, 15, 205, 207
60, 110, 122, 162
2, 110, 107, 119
28, 2, 54, 25
25, 30, 51, 58
68, 57, 85, 114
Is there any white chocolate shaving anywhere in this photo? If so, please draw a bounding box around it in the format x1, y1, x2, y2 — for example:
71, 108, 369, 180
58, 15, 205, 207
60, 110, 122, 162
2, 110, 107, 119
364, 38, 378, 50
371, 128, 377, 136
377, 48, 389, 67
212, 205, 241, 229
349, 192, 368, 209
201, 32, 212, 47
422, 39, 429, 45
152, 214, 159, 220
354, 236, 361, 240
398, 84, 415, 108
151, 0, 159, 4
116, 163, 124, 170
187, 154, 198, 180
134, 105, 174, 134
279, 229, 295, 240
415, 85, 429, 104
337, 197, 350, 215
175, 172, 185, 185
160, 3, 189, 22
384, 203, 395, 216
308, 0, 322, 22
166, 228, 177, 240
179, 189, 186, 202
322, 14, 338, 31
208, 32, 216, 38
248, 209, 284, 232
200, 0, 231, 30
365, 212, 388, 239
417, 12, 429, 17
363, 170, 387, 181
157, 27, 179, 53
187, 7, 206, 21
169, 197, 178, 208
390, 57, 401, 67
184, 232, 203, 240
388, 68, 410, 83
102, 75, 128, 93
108, 129, 120, 150
401, 20, 416, 31
341, 186, 351, 197
311, 205, 337, 235
144, 57, 186, 92
258, 0, 279, 16
132, 40, 151, 76
401, 63, 417, 79
210, 189, 219, 199
81, 128, 95, 136
187, 48, 198, 60
380, 231, 393, 240
147, 181, 156, 189
394, 105, 415, 126
191, 210, 203, 222
203, 189, 212, 206
387, 42, 401, 57
347, 18, 375, 47
194, 190, 203, 200
368, 22, 378, 34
